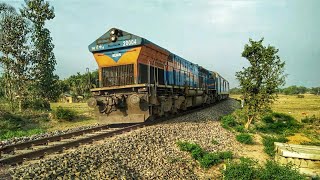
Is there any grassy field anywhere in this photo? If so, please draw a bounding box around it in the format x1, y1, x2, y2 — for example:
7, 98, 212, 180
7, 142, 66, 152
0, 102, 98, 140
230, 94, 320, 122
230, 94, 320, 144
48, 102, 98, 131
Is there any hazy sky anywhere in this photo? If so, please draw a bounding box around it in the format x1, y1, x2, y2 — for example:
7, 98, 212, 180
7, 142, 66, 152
4, 0, 320, 87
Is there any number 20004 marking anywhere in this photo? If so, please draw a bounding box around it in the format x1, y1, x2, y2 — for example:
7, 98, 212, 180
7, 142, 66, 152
123, 39, 137, 46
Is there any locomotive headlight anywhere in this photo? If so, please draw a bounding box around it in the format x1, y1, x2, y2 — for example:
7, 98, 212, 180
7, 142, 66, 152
110, 29, 118, 35
110, 36, 117, 42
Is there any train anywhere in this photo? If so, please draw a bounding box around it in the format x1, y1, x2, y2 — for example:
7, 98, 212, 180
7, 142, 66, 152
87, 28, 229, 123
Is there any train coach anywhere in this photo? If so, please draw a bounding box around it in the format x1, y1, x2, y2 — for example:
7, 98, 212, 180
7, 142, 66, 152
87, 28, 229, 123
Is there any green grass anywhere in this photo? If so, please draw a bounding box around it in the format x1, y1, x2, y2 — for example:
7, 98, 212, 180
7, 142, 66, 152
0, 128, 45, 140
223, 157, 259, 180
221, 115, 239, 129
262, 136, 288, 156
176, 141, 233, 169
257, 112, 301, 135
0, 110, 48, 140
53, 106, 77, 121
236, 133, 254, 144
223, 158, 308, 180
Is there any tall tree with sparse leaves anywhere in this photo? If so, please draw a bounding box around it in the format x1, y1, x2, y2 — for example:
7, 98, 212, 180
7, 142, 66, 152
0, 3, 31, 111
236, 38, 286, 129
21, 0, 56, 101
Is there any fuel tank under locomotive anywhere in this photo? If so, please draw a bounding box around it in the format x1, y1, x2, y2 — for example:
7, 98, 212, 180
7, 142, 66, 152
87, 93, 150, 123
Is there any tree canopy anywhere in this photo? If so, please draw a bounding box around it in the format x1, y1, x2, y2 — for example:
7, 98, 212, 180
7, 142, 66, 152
236, 38, 286, 129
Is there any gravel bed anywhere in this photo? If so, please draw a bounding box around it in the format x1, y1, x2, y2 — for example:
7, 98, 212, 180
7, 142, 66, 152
0, 124, 101, 149
9, 99, 241, 179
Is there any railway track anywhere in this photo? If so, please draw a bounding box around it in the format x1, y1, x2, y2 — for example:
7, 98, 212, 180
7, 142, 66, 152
0, 123, 144, 165
0, 100, 225, 166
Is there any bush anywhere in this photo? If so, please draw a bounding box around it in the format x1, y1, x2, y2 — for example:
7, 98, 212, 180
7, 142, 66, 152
258, 112, 301, 134
223, 157, 259, 180
221, 115, 238, 129
297, 94, 305, 98
223, 158, 308, 180
218, 151, 233, 159
199, 152, 222, 168
259, 160, 307, 180
301, 115, 319, 124
262, 136, 288, 156
236, 133, 254, 144
235, 125, 245, 133
54, 106, 76, 121
176, 141, 233, 169
22, 99, 51, 110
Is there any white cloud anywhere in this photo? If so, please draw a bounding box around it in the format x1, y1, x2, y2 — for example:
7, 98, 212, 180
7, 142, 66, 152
205, 0, 286, 32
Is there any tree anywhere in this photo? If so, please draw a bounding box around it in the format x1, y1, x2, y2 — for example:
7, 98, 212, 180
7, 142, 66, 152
21, 0, 56, 101
64, 70, 98, 99
229, 87, 241, 94
0, 3, 31, 111
310, 87, 320, 95
282, 85, 308, 95
236, 38, 286, 129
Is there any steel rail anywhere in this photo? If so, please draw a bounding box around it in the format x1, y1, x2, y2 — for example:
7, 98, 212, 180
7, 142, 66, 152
0, 99, 227, 165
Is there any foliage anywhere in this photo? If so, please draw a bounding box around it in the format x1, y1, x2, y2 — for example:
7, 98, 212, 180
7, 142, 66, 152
0, 110, 47, 140
221, 115, 238, 129
301, 115, 319, 124
259, 160, 307, 180
0, 3, 31, 111
310, 87, 320, 95
282, 85, 308, 95
297, 94, 304, 98
223, 157, 259, 180
236, 133, 254, 144
63, 71, 98, 99
229, 87, 241, 94
262, 136, 288, 156
258, 112, 301, 134
235, 38, 286, 129
223, 158, 307, 180
53, 106, 76, 121
21, 0, 57, 101
22, 99, 51, 110
0, 128, 44, 140
176, 141, 233, 169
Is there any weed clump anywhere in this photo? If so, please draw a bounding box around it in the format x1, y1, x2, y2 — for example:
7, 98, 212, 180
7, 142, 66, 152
259, 160, 307, 180
54, 106, 76, 121
262, 136, 288, 156
223, 157, 259, 180
258, 112, 301, 134
301, 115, 319, 124
221, 115, 238, 129
176, 141, 233, 169
0, 111, 46, 140
22, 99, 51, 110
223, 158, 307, 180
236, 133, 254, 144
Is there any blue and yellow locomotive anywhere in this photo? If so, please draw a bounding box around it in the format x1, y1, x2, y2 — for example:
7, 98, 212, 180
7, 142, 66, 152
87, 28, 229, 123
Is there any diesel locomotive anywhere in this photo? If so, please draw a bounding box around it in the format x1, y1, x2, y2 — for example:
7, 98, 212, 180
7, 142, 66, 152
87, 28, 229, 123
